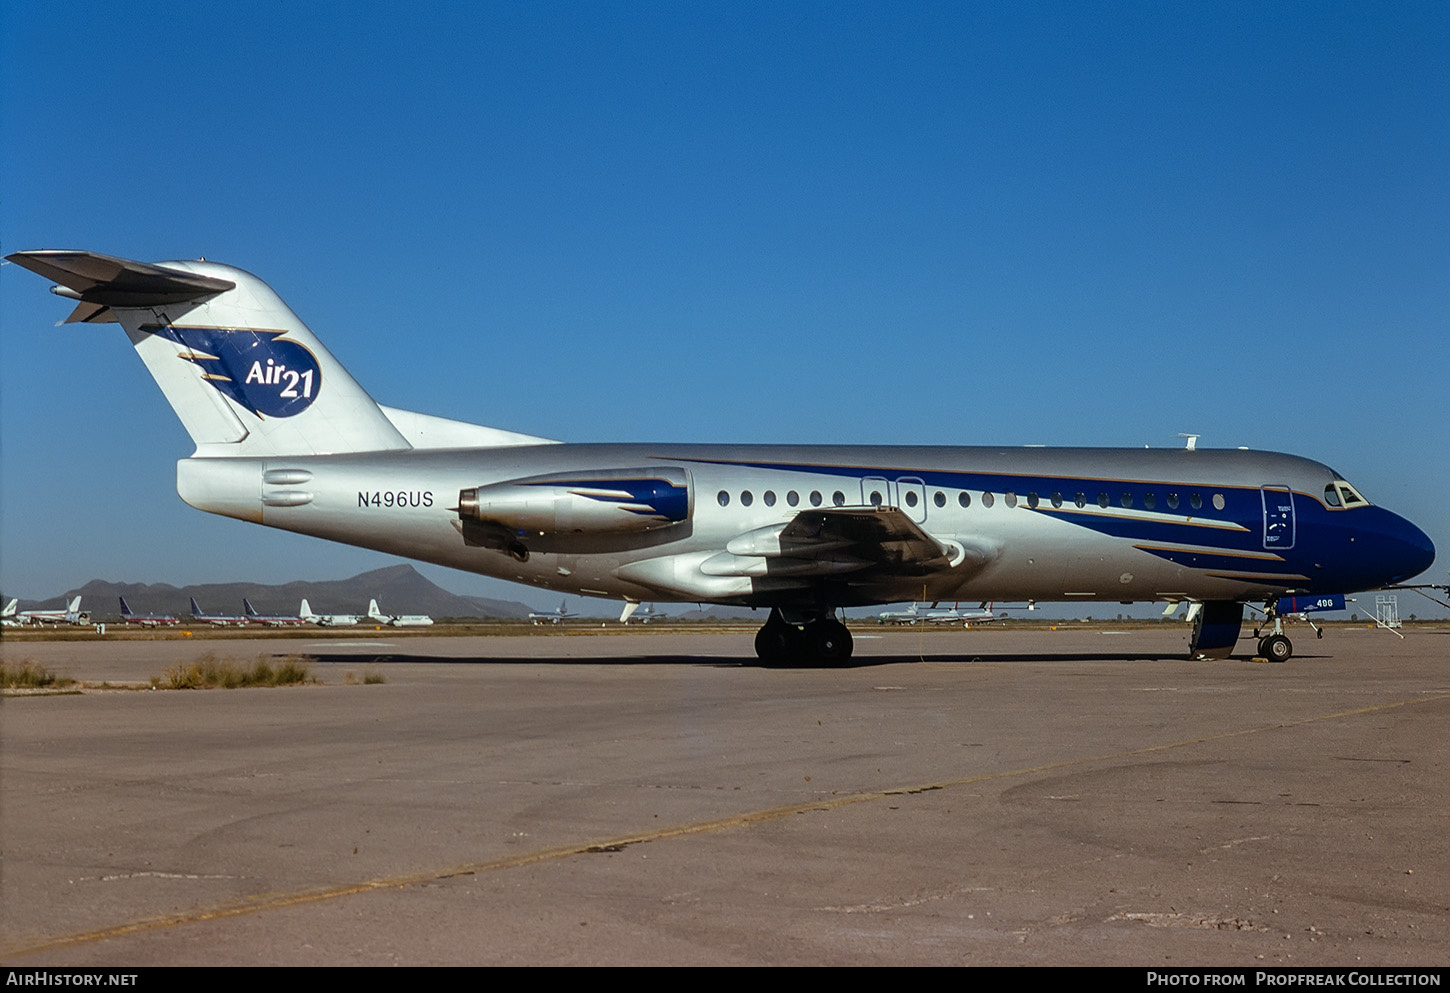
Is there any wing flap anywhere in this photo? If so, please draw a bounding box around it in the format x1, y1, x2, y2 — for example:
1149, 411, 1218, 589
780, 506, 953, 572
712, 506, 957, 579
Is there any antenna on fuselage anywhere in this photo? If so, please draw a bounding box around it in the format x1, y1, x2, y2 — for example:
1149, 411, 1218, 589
1177, 433, 1199, 451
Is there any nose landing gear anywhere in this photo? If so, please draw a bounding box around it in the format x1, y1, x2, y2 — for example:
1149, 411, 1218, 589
1257, 633, 1293, 662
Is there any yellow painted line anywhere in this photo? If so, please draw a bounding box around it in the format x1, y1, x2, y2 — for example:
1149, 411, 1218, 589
6, 692, 1446, 959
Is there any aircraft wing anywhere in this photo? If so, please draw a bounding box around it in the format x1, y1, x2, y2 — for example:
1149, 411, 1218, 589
703, 506, 960, 579
778, 507, 954, 573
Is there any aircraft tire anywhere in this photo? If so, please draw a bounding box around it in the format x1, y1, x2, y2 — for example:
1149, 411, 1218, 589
805, 619, 853, 664
1260, 634, 1293, 663
755, 611, 800, 662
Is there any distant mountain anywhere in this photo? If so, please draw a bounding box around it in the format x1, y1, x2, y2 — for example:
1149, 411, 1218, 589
7, 565, 535, 620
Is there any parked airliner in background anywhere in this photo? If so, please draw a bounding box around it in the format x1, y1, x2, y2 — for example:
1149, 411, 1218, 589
298, 598, 359, 627
243, 598, 307, 627
118, 597, 180, 627
529, 601, 575, 625
367, 599, 434, 627
189, 597, 248, 627
5, 596, 89, 626
8, 250, 1435, 663
956, 602, 999, 628
877, 603, 925, 625
922, 601, 1000, 626
619, 602, 665, 624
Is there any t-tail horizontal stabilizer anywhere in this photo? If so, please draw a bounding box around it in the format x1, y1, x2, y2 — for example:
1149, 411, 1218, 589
7, 249, 412, 457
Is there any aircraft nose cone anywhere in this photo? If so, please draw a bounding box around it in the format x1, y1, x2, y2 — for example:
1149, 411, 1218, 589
1385, 514, 1435, 584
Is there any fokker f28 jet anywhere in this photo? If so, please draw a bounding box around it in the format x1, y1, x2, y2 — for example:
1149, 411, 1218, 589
7, 251, 1435, 664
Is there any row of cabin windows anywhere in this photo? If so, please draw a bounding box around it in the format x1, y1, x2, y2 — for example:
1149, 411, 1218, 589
717, 488, 1229, 512
717, 489, 846, 509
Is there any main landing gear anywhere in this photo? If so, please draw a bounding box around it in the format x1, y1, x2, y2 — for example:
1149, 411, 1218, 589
754, 607, 854, 665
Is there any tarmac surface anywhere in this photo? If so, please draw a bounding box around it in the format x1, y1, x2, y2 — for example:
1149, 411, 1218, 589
3, 625, 1448, 966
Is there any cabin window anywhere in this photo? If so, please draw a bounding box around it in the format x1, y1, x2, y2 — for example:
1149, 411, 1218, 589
787, 490, 800, 507
904, 491, 918, 508
740, 490, 753, 507
1005, 492, 1018, 508
1190, 493, 1202, 511
717, 491, 729, 507
764, 490, 777, 507
959, 492, 971, 508
1144, 492, 1156, 510
982, 492, 995, 508
934, 491, 946, 508
1120, 492, 1133, 508
1167, 493, 1179, 510
1026, 492, 1039, 509
1212, 493, 1225, 510
1098, 493, 1110, 508
1052, 492, 1064, 508
1074, 493, 1085, 508
810, 491, 823, 507
868, 489, 883, 507
832, 490, 845, 507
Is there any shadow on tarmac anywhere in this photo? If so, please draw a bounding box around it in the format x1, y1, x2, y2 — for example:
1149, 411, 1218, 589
294, 650, 1324, 670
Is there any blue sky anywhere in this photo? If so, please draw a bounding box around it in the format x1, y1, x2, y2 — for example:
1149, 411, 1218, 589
2, 2, 1446, 613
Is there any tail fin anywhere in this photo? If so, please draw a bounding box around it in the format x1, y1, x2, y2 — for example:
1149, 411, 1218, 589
368, 599, 383, 619
67, 596, 82, 613
190, 597, 204, 617
244, 598, 259, 617
2, 599, 16, 618
119, 597, 133, 616
299, 598, 312, 617
6, 251, 411, 457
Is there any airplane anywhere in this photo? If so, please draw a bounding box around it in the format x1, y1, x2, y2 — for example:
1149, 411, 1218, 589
9, 596, 89, 626
619, 602, 665, 624
298, 598, 360, 627
922, 601, 999, 627
955, 602, 999, 628
7, 250, 1436, 665
118, 596, 180, 627
367, 599, 435, 627
189, 597, 249, 627
1, 599, 20, 627
923, 603, 967, 624
242, 597, 308, 627
529, 600, 575, 625
877, 603, 923, 625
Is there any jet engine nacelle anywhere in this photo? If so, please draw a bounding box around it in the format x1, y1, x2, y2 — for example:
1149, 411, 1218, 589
457, 467, 692, 536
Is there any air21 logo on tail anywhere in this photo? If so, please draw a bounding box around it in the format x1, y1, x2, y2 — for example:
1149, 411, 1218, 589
144, 325, 323, 418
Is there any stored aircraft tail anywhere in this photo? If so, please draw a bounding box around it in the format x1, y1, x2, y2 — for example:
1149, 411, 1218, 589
5, 251, 555, 458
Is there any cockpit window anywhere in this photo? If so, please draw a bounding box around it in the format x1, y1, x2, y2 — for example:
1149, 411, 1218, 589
1329, 480, 1369, 508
